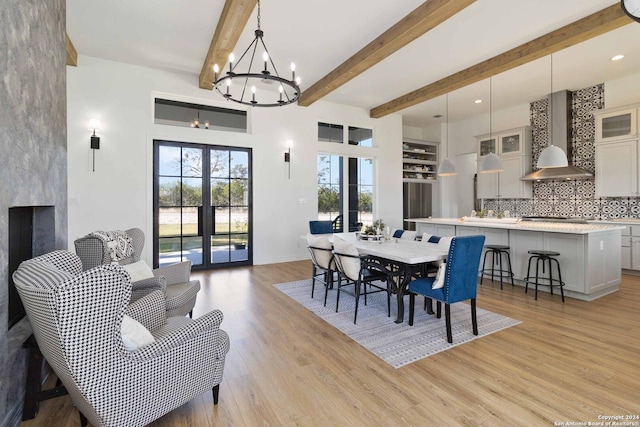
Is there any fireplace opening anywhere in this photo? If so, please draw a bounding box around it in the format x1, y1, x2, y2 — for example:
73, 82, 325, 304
8, 206, 55, 330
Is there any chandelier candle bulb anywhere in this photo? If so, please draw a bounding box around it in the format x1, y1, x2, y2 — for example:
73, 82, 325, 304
213, 64, 219, 81
263, 52, 269, 73
291, 62, 296, 80
228, 53, 235, 74
251, 85, 257, 104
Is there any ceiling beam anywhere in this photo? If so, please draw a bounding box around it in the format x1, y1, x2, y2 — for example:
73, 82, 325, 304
66, 33, 77, 67
199, 0, 257, 90
370, 4, 632, 119
297, 0, 476, 107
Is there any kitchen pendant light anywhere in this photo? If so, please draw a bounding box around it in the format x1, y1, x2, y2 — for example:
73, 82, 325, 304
438, 93, 457, 176
537, 54, 569, 168
479, 76, 504, 173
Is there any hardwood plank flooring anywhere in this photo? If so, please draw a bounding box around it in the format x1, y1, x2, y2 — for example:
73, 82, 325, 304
20, 261, 640, 426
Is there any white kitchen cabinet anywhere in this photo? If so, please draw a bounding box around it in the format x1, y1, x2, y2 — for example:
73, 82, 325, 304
594, 139, 639, 197
476, 126, 531, 158
597, 221, 640, 271
476, 126, 532, 199
402, 139, 438, 183
476, 156, 532, 199
594, 105, 639, 143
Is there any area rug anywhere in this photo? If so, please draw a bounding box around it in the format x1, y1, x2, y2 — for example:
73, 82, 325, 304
275, 279, 521, 368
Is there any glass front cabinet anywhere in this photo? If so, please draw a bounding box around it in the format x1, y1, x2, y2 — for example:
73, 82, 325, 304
594, 105, 639, 143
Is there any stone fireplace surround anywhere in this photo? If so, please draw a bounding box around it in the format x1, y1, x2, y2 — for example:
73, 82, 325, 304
0, 1, 67, 425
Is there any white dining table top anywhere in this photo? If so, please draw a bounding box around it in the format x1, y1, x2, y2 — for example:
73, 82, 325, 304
331, 232, 447, 265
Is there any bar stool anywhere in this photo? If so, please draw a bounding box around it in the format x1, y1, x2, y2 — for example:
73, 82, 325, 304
479, 245, 514, 289
524, 250, 565, 302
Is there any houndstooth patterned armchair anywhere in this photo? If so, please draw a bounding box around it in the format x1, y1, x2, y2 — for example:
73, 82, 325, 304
13, 250, 230, 427
74, 228, 200, 317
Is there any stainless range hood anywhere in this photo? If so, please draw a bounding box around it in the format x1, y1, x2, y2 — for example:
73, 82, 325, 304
520, 90, 593, 181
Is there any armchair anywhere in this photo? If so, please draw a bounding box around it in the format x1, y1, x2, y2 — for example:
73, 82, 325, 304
74, 228, 200, 317
407, 235, 485, 343
13, 250, 229, 427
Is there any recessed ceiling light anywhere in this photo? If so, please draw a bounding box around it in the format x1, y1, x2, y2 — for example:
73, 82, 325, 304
433, 114, 443, 118
611, 54, 625, 61
474, 99, 483, 104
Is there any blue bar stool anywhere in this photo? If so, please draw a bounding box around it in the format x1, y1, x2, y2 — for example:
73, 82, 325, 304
524, 250, 565, 302
479, 245, 514, 289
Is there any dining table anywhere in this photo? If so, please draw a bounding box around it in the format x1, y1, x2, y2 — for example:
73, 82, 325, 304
331, 232, 448, 323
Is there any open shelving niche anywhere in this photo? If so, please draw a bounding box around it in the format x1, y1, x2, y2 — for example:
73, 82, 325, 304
402, 139, 438, 183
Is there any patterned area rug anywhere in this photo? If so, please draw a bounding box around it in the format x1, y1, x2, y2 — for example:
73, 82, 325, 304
275, 279, 521, 368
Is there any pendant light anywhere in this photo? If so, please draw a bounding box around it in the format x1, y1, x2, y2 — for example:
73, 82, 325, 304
537, 54, 569, 168
438, 93, 457, 176
479, 76, 504, 173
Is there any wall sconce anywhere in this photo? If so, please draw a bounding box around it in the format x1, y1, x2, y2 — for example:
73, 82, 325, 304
284, 139, 292, 179
89, 119, 101, 172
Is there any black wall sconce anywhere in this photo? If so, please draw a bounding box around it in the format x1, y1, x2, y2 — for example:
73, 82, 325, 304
284, 140, 292, 179
89, 119, 100, 172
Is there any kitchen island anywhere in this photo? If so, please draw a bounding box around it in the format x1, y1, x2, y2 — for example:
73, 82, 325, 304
407, 218, 624, 301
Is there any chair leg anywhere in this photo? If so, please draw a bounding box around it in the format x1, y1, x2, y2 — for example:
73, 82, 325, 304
497, 251, 504, 290
525, 256, 534, 294
189, 309, 193, 318
505, 251, 515, 287
552, 258, 565, 303
480, 250, 490, 285
534, 257, 541, 300
323, 269, 331, 307
212, 384, 220, 404
445, 304, 452, 343
409, 293, 415, 326
311, 264, 317, 298
425, 297, 434, 315
471, 299, 478, 336
436, 301, 442, 318
78, 411, 88, 427
335, 275, 342, 312
354, 279, 360, 324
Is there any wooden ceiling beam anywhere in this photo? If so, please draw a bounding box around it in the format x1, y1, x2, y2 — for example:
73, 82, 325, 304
370, 4, 632, 119
199, 0, 257, 90
66, 33, 77, 67
298, 0, 476, 107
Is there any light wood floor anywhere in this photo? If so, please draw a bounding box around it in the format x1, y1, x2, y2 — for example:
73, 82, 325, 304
21, 261, 640, 426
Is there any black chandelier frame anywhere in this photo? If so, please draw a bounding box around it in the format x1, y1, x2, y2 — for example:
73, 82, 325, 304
212, 2, 300, 107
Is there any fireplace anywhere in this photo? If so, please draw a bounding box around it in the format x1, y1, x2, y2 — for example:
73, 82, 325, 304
7, 206, 55, 330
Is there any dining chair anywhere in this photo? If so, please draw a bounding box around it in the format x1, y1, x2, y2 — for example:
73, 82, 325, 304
309, 220, 334, 234
391, 229, 417, 240
332, 236, 394, 324
307, 233, 335, 306
407, 235, 485, 343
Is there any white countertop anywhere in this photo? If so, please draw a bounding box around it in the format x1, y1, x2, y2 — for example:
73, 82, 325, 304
407, 217, 625, 234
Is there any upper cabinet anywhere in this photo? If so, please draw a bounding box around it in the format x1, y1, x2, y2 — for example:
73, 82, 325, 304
477, 126, 531, 158
594, 103, 640, 197
476, 126, 532, 199
402, 139, 438, 183
594, 105, 639, 143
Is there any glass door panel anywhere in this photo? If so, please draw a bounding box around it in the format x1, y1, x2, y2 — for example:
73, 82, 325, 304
155, 141, 252, 269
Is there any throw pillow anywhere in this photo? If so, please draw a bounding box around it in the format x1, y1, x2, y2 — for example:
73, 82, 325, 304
437, 236, 453, 251
307, 233, 333, 269
333, 236, 361, 281
432, 262, 447, 289
122, 260, 154, 282
121, 314, 155, 351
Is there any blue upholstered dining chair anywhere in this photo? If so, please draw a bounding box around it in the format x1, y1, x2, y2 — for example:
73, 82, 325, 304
407, 235, 486, 343
309, 220, 334, 235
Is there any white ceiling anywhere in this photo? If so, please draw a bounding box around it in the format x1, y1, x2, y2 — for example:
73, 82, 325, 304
67, 0, 640, 128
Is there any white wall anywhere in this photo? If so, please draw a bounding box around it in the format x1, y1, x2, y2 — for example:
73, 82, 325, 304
67, 56, 403, 265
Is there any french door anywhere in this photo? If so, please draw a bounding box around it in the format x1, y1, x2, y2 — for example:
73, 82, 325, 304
153, 140, 252, 269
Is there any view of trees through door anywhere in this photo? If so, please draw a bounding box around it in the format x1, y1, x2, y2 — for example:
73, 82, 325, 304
154, 140, 252, 269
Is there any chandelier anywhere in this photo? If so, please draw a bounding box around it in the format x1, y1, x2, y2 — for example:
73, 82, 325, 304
212, 0, 301, 107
